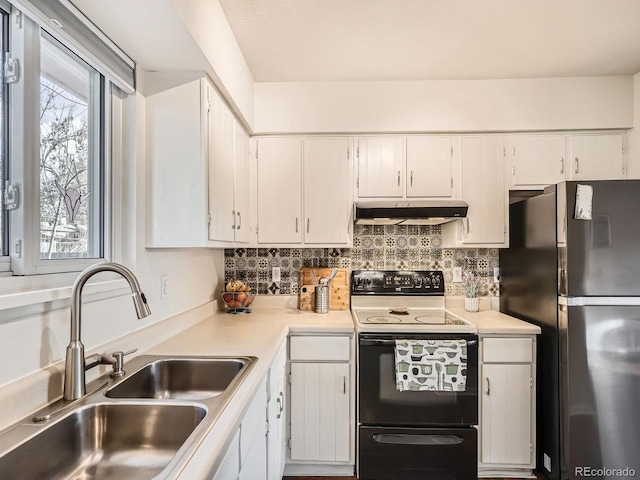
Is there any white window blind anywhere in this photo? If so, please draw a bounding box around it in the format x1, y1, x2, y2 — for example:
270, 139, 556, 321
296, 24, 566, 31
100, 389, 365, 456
10, 0, 135, 93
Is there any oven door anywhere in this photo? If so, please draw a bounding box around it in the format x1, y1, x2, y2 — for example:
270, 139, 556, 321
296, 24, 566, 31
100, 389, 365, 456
359, 333, 478, 426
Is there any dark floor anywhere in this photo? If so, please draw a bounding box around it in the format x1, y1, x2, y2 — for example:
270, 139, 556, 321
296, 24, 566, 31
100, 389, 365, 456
284, 476, 543, 480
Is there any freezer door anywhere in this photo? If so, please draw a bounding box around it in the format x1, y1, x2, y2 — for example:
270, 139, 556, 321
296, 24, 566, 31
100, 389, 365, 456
561, 180, 640, 296
560, 304, 640, 479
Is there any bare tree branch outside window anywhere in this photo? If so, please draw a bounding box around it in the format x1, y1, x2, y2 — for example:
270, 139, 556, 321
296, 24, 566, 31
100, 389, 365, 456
39, 78, 90, 259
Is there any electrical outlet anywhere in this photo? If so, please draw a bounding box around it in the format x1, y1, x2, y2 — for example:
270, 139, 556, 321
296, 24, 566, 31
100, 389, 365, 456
160, 274, 169, 300
272, 266, 281, 282
493, 267, 500, 283
453, 267, 462, 283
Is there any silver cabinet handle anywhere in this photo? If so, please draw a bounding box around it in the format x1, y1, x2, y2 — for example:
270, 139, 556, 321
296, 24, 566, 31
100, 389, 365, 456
397, 170, 401, 187
343, 376, 347, 394
276, 395, 282, 419
486, 377, 491, 396
560, 157, 564, 174
307, 218, 310, 234
295, 217, 298, 233
410, 170, 413, 186
232, 210, 236, 229
574, 157, 579, 174
237, 212, 241, 230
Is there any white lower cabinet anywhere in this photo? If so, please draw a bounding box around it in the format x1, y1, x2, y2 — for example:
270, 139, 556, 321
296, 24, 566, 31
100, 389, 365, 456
239, 378, 268, 480
213, 429, 241, 480
479, 336, 536, 477
267, 340, 288, 480
213, 378, 267, 480
286, 335, 355, 476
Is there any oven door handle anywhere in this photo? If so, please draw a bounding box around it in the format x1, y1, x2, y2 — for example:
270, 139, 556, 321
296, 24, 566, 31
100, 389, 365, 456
360, 338, 478, 346
373, 434, 464, 446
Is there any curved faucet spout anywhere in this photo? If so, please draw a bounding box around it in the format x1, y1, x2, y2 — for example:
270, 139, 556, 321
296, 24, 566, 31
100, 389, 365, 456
64, 262, 151, 400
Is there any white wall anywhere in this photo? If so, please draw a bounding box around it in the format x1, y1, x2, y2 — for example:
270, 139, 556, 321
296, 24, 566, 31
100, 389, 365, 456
0, 82, 223, 389
253, 76, 634, 134
626, 73, 640, 178
170, 0, 255, 129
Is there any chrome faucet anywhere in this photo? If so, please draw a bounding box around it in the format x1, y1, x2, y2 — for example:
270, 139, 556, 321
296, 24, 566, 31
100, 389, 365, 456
63, 262, 152, 401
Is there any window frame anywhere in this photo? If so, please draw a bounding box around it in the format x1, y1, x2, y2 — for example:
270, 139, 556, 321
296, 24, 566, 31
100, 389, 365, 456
8, 9, 114, 276
0, 2, 10, 270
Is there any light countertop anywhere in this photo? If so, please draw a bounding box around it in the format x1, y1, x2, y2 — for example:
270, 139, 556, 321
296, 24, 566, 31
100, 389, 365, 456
0, 294, 538, 478
145, 299, 354, 478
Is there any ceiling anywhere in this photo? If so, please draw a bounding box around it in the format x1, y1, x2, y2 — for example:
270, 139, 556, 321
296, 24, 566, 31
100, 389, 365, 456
218, 0, 640, 82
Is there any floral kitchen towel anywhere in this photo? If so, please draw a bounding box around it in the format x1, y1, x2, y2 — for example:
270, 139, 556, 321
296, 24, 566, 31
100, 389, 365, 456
394, 339, 468, 392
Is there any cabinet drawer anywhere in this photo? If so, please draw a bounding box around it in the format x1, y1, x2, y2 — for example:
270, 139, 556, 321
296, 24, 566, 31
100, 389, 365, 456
482, 337, 533, 363
289, 336, 350, 361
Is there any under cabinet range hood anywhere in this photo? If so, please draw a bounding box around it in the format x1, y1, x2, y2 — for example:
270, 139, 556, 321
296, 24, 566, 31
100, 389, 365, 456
354, 200, 468, 225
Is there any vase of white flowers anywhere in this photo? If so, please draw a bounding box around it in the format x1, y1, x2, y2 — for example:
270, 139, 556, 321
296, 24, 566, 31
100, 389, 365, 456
463, 271, 479, 312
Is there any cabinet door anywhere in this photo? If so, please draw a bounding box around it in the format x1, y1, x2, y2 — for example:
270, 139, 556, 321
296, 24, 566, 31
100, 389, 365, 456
356, 137, 404, 198
481, 363, 533, 465
257, 138, 303, 243
239, 378, 267, 480
303, 138, 351, 244
460, 137, 506, 245
146, 78, 208, 247
208, 85, 236, 242
507, 135, 566, 188
267, 342, 287, 480
570, 134, 626, 180
234, 121, 251, 243
290, 362, 350, 462
406, 136, 453, 197
213, 429, 240, 480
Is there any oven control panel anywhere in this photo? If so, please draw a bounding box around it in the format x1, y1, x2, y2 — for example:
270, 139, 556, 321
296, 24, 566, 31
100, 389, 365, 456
351, 270, 445, 295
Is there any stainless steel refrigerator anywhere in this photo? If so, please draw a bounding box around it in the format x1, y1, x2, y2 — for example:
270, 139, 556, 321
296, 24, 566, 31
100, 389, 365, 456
500, 180, 640, 480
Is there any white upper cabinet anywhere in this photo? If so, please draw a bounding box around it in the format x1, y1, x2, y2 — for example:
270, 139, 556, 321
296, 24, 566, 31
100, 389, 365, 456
356, 137, 404, 198
356, 136, 456, 200
233, 121, 252, 243
208, 87, 252, 244
256, 138, 303, 244
208, 84, 236, 243
303, 138, 352, 244
505, 135, 567, 189
569, 134, 626, 180
256, 137, 352, 246
443, 136, 507, 247
406, 136, 454, 198
146, 77, 211, 248
146, 74, 251, 248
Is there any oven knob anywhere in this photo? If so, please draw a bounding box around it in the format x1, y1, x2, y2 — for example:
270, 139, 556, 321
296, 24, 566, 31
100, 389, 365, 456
424, 276, 431, 286
366, 278, 372, 286
414, 277, 422, 288
433, 275, 441, 287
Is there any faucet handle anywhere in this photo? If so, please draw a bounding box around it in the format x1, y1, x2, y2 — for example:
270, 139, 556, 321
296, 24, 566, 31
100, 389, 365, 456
110, 348, 138, 378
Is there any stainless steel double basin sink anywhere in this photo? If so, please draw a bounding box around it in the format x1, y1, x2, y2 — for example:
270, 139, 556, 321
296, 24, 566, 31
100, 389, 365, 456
0, 355, 256, 479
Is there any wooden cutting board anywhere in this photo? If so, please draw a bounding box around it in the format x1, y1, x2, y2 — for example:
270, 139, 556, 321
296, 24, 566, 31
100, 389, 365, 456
299, 268, 350, 311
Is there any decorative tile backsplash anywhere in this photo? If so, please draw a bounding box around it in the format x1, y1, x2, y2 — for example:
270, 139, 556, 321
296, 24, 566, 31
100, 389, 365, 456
224, 224, 499, 296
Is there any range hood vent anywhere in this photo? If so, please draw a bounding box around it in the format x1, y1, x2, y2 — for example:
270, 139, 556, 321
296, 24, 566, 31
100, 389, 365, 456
354, 200, 468, 226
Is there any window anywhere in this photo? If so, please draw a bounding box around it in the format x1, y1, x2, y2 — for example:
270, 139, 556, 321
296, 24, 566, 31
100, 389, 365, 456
39, 34, 104, 261
0, 2, 133, 282
0, 5, 8, 266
